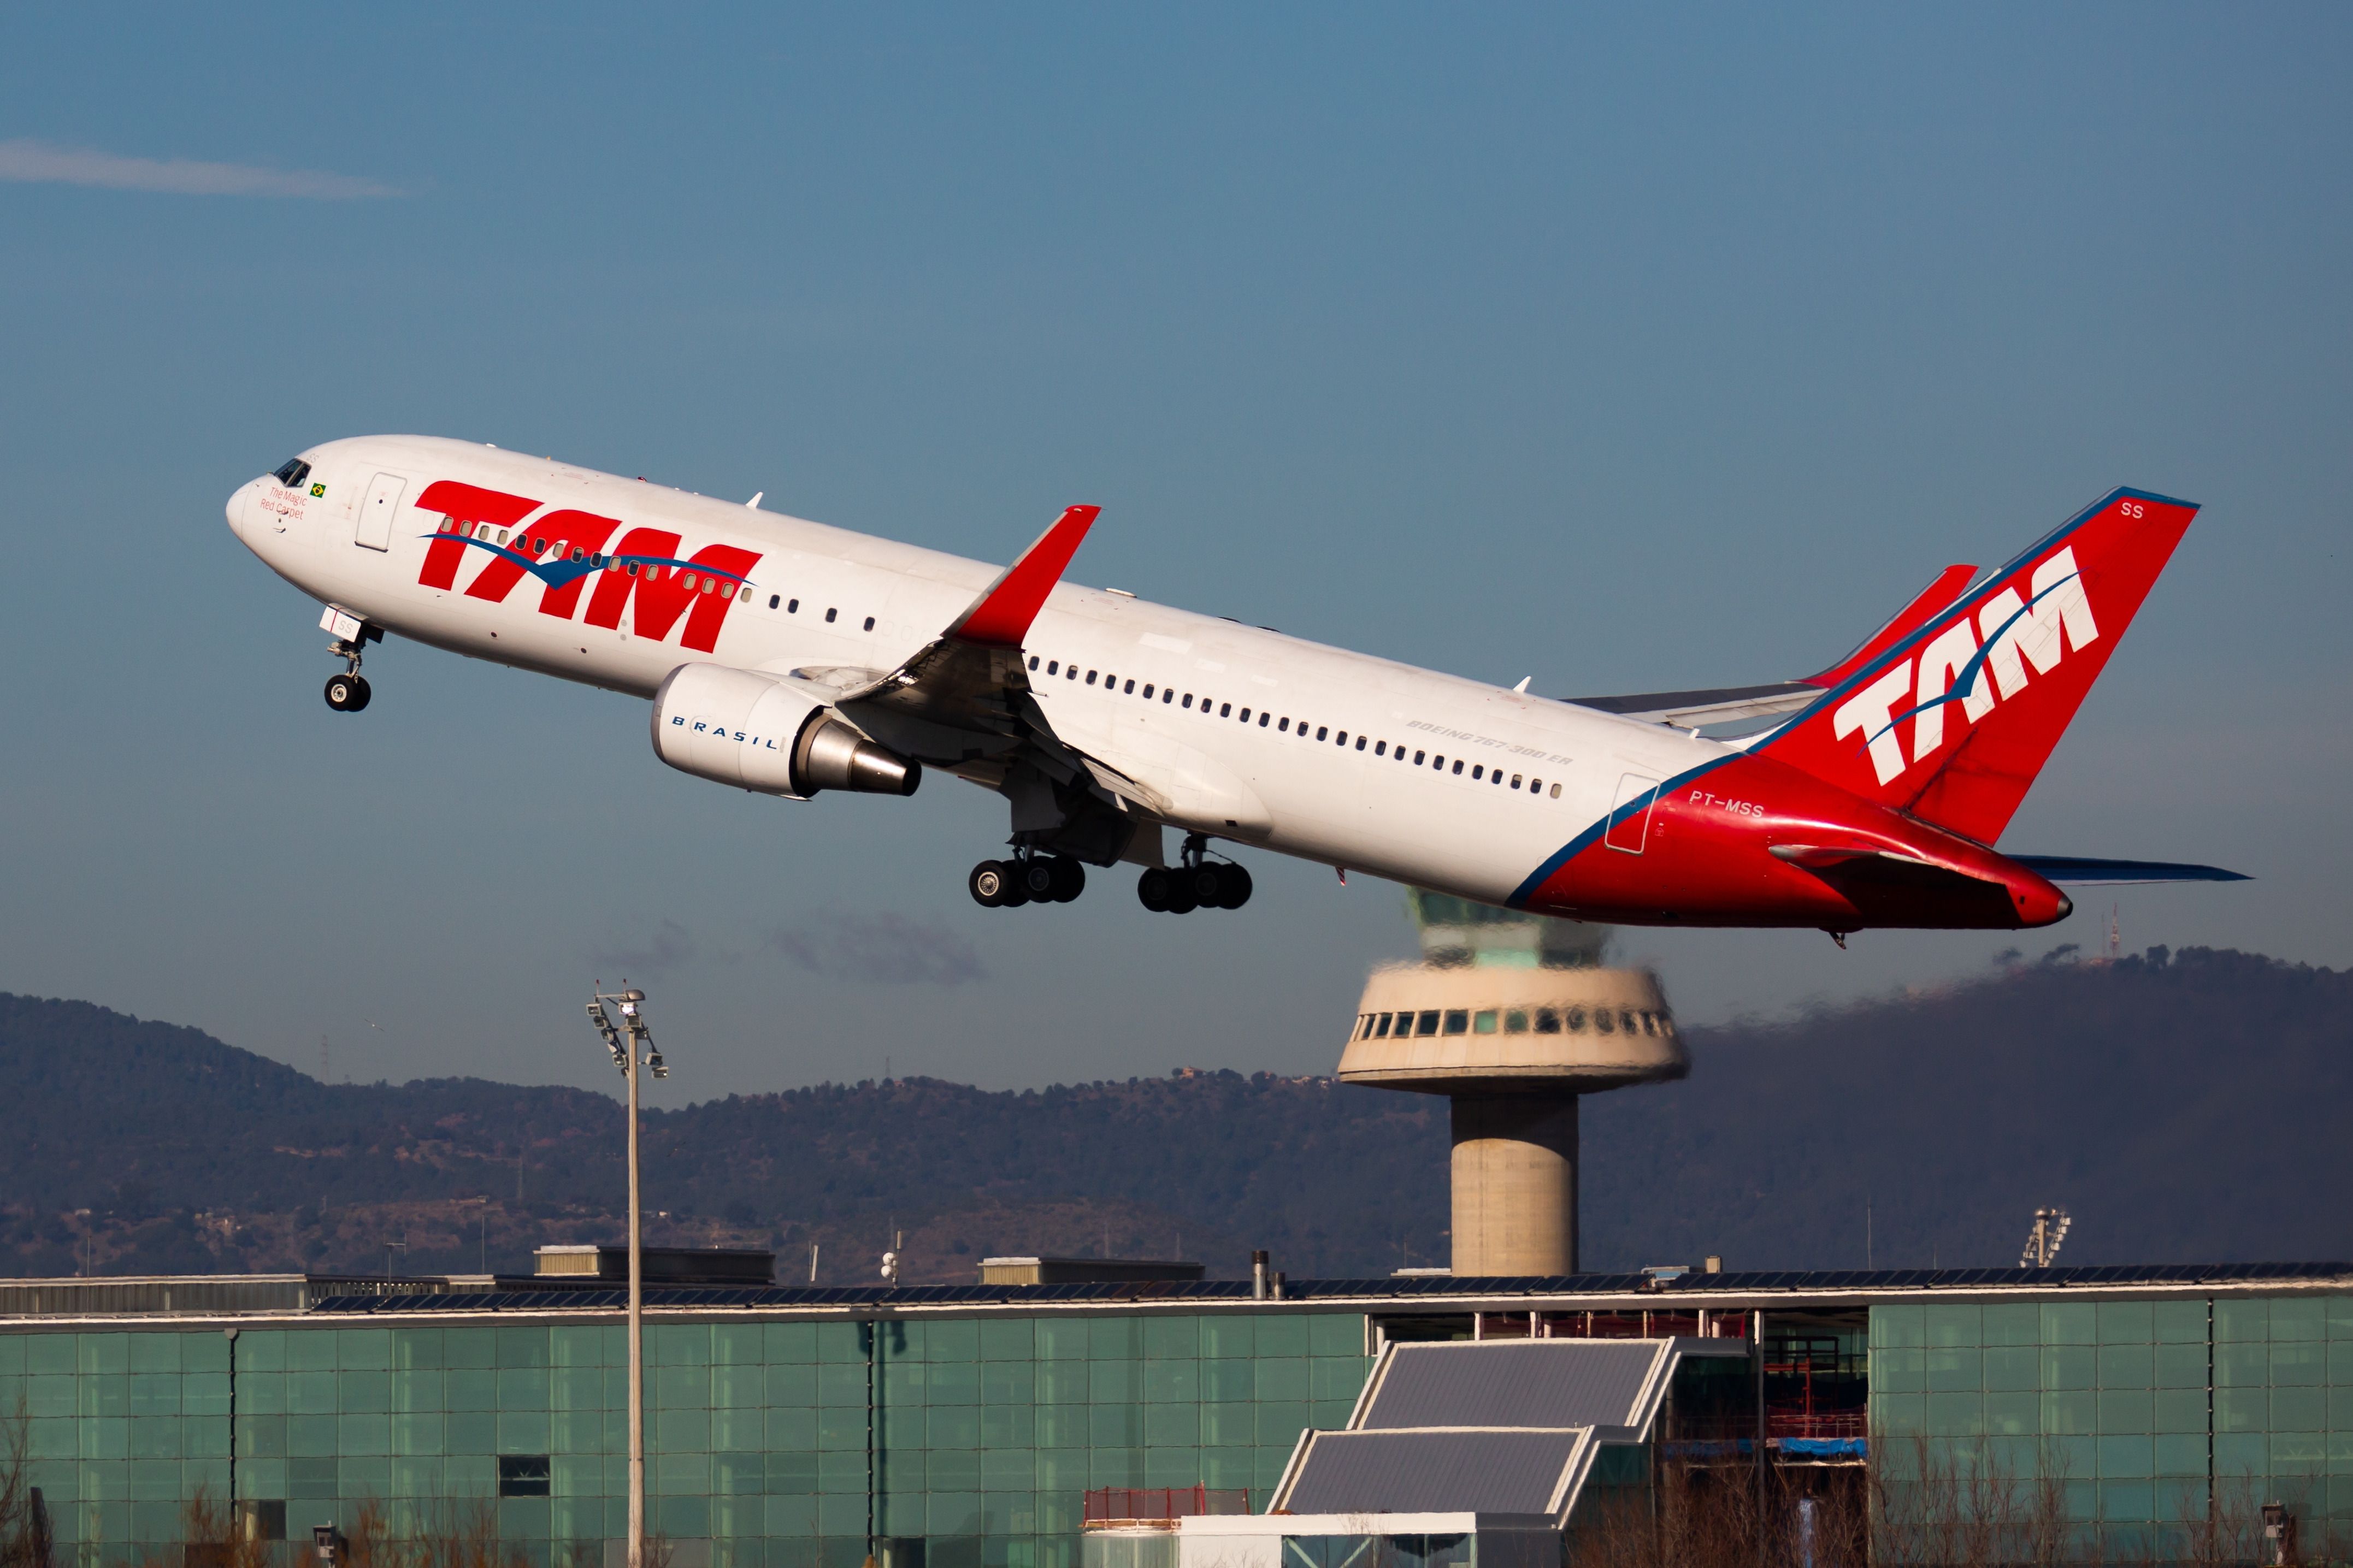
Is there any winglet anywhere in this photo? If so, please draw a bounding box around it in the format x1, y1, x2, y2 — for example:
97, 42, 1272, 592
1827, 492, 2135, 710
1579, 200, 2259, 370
1802, 563, 1980, 688
946, 505, 1101, 648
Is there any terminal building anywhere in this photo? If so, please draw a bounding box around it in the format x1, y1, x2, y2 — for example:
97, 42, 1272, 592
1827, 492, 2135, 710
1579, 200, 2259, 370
0, 1258, 2347, 1567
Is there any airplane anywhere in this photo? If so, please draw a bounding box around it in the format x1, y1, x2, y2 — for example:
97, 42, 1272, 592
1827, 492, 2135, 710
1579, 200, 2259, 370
227, 438, 2244, 936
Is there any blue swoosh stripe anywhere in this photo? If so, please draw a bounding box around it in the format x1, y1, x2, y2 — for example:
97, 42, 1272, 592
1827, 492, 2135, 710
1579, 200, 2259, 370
1505, 754, 1739, 908
421, 533, 754, 590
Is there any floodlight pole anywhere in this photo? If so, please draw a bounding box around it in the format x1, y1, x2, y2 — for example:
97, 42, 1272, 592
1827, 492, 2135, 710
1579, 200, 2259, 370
626, 1022, 645, 1568
590, 988, 662, 1568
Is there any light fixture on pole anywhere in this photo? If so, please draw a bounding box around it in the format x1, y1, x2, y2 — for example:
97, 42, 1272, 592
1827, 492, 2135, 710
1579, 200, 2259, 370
589, 985, 667, 1568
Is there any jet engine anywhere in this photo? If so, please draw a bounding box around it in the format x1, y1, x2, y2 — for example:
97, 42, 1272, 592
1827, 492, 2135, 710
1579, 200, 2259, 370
651, 664, 920, 798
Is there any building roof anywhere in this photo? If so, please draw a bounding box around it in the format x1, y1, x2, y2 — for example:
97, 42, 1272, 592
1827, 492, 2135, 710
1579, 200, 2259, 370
1356, 1340, 1668, 1431
1279, 1428, 1592, 1517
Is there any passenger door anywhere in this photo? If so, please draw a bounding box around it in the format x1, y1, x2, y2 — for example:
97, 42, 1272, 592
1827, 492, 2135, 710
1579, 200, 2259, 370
355, 472, 406, 552
1605, 772, 1660, 854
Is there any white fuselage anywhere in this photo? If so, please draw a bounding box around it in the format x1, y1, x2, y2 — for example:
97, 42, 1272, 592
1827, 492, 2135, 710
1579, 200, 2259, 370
229, 436, 1727, 907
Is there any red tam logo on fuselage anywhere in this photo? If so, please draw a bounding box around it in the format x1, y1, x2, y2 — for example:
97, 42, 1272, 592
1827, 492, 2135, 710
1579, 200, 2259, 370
411, 480, 762, 655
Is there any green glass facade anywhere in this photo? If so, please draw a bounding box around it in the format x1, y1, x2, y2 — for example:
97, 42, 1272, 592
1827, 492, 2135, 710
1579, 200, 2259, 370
0, 1312, 1373, 1568
1871, 1293, 2353, 1555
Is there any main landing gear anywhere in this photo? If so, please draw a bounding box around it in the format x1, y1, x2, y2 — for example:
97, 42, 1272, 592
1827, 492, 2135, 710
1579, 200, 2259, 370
1136, 835, 1252, 914
321, 609, 380, 713
969, 853, 1087, 909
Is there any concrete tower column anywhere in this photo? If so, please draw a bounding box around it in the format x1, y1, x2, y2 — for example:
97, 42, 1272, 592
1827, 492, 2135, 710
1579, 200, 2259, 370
1337, 892, 1685, 1280
1450, 1092, 1579, 1277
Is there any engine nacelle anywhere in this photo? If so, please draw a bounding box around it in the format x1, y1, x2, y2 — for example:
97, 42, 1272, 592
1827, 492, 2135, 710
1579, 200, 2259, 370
651, 664, 920, 798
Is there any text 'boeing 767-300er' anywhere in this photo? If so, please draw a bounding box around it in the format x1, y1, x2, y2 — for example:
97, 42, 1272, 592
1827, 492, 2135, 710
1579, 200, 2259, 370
227, 437, 2244, 936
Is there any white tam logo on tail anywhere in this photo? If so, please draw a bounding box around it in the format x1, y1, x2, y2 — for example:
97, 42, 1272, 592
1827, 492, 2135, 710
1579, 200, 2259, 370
1831, 546, 2098, 786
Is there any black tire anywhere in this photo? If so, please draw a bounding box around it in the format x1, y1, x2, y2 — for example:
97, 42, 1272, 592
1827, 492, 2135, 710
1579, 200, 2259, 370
969, 861, 1009, 908
1215, 862, 1253, 909
1047, 857, 1087, 903
1185, 865, 1225, 907
1164, 874, 1200, 914
346, 676, 372, 712
324, 673, 357, 711
1136, 868, 1172, 912
1020, 860, 1057, 900
1000, 877, 1031, 908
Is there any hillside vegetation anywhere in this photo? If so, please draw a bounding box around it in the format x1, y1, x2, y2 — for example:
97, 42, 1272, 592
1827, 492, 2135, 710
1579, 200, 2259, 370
0, 946, 2343, 1283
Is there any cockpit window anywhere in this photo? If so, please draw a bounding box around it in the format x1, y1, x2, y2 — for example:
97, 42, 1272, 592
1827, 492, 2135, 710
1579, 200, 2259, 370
272, 459, 312, 489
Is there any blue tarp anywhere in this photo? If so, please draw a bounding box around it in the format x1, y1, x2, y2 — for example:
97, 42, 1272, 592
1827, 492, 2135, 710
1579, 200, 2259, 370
1780, 1438, 1867, 1458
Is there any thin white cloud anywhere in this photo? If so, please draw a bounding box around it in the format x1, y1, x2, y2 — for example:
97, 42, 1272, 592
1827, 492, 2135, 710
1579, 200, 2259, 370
0, 139, 398, 198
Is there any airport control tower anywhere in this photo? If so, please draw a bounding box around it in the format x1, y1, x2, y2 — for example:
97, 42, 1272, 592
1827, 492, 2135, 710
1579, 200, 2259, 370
1337, 894, 1687, 1275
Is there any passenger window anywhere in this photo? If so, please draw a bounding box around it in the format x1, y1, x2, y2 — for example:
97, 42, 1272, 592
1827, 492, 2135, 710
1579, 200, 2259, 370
1452, 760, 1464, 775
1443, 1010, 1469, 1036
1594, 1009, 1615, 1035
1433, 755, 1445, 769
1183, 694, 1194, 708
825, 607, 838, 622
1279, 718, 1289, 732
1641, 1012, 1659, 1036
1473, 1009, 1498, 1034
1570, 1007, 1592, 1033
1335, 731, 1347, 745
1472, 765, 1483, 780
1068, 666, 1078, 679
1414, 750, 1426, 765
788, 599, 799, 613
1491, 771, 1502, 785
1375, 741, 1386, 756
1047, 661, 1058, 675
1087, 671, 1098, 685
1162, 689, 1173, 703
1374, 1013, 1393, 1038
1503, 1009, 1529, 1034
1029, 656, 1041, 670
496, 530, 510, 546
1535, 1008, 1560, 1034
629, 563, 641, 577
1259, 712, 1270, 726
531, 537, 545, 553
741, 587, 754, 603
1511, 774, 1522, 789
1549, 783, 1561, 798
1355, 736, 1367, 751
863, 615, 875, 630
770, 594, 781, 610
1316, 726, 1328, 741
1415, 1010, 1441, 1038
1239, 707, 1251, 722
1143, 683, 1154, 698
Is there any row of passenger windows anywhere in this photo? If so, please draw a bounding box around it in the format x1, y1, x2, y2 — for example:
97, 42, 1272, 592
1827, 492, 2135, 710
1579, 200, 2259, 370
1353, 1005, 1672, 1040
1028, 655, 1565, 798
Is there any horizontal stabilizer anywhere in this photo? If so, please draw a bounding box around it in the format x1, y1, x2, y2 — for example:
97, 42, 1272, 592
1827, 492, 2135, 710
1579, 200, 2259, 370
2007, 856, 2249, 885
1565, 682, 1820, 730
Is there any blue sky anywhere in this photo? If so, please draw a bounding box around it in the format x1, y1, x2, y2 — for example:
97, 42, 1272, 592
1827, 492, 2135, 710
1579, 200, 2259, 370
1, 5, 2346, 1102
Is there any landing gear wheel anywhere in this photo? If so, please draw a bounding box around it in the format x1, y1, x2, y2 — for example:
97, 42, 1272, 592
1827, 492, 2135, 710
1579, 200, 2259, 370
969, 860, 1010, 908
324, 673, 370, 712
1183, 865, 1225, 908
1047, 857, 1086, 903
1020, 859, 1058, 902
1136, 868, 1172, 913
1213, 862, 1253, 909
1164, 874, 1201, 915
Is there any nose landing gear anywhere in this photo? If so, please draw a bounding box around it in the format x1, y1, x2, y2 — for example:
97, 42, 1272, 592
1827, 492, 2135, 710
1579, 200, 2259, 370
319, 605, 381, 713
969, 853, 1086, 909
1137, 835, 1252, 913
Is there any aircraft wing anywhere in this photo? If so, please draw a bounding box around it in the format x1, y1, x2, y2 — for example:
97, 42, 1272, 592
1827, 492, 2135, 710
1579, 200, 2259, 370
1562, 563, 1980, 732
821, 504, 1100, 738
1564, 682, 1824, 729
